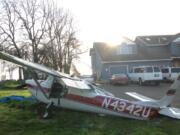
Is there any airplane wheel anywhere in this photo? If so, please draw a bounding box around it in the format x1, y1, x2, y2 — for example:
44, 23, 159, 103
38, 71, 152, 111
36, 103, 53, 119
36, 103, 45, 118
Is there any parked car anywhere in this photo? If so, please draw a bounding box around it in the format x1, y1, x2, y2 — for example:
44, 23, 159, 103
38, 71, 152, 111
128, 66, 162, 86
110, 74, 129, 85
161, 67, 180, 82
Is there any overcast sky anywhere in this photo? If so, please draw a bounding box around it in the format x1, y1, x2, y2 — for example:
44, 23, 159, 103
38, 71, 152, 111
57, 0, 180, 75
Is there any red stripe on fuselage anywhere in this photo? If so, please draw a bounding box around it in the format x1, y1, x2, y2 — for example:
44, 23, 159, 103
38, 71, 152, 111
26, 84, 49, 93
65, 94, 159, 119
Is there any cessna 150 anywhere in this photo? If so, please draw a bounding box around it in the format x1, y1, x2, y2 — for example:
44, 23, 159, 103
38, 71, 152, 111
0, 51, 180, 120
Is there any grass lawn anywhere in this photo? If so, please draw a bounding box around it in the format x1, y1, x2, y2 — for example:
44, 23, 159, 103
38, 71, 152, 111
0, 88, 180, 135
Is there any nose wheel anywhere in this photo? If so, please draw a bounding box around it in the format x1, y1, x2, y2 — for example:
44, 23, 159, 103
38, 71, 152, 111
37, 102, 53, 119
43, 102, 53, 119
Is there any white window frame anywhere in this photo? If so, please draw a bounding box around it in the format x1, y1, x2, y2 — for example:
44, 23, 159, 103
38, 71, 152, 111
117, 45, 133, 55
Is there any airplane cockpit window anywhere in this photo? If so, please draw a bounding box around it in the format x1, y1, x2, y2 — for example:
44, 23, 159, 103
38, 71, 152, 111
87, 84, 95, 92
61, 78, 91, 89
49, 78, 68, 98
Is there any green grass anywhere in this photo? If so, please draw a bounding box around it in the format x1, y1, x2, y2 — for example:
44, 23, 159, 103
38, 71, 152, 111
0, 89, 180, 135
0, 80, 22, 88
0, 89, 30, 97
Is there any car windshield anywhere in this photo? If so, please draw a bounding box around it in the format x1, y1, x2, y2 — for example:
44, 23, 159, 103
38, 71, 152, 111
154, 67, 160, 72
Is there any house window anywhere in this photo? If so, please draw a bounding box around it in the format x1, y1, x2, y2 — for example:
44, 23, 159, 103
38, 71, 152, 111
117, 45, 133, 55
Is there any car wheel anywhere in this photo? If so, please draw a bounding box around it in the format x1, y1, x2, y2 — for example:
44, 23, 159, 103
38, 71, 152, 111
138, 78, 143, 86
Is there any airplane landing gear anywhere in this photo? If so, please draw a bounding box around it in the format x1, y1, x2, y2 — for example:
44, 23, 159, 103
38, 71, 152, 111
37, 102, 53, 119
43, 102, 53, 119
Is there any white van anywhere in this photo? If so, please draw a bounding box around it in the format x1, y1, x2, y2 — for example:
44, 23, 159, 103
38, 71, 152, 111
129, 66, 162, 85
161, 67, 180, 81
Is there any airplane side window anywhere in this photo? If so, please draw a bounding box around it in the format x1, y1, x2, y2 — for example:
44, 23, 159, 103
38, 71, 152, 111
49, 79, 67, 98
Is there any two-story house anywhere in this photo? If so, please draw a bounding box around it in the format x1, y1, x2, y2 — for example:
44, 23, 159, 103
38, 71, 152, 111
90, 34, 180, 81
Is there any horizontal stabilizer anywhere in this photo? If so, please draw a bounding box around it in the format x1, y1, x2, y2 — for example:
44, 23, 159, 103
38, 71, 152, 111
159, 107, 180, 119
126, 92, 155, 102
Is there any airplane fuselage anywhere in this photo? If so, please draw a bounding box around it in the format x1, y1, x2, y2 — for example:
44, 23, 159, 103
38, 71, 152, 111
26, 81, 159, 120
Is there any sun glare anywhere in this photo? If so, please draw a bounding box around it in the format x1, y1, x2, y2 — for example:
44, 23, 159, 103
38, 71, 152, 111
58, 0, 180, 75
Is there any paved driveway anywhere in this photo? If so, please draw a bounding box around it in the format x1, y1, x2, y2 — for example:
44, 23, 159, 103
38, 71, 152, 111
100, 83, 180, 107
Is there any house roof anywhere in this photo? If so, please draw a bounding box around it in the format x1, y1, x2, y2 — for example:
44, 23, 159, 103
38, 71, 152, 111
92, 34, 180, 63
93, 42, 172, 62
135, 35, 174, 46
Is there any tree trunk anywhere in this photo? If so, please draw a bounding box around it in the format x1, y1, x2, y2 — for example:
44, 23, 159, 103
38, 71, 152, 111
19, 67, 22, 80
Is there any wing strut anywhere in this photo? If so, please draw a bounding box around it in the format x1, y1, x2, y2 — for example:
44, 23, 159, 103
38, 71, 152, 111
28, 69, 49, 99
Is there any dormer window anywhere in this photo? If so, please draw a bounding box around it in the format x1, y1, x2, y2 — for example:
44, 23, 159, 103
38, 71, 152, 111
116, 45, 133, 55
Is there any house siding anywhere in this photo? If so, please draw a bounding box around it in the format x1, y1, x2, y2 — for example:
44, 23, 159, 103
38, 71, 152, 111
146, 46, 169, 54
0, 60, 19, 80
171, 42, 180, 56
90, 47, 103, 79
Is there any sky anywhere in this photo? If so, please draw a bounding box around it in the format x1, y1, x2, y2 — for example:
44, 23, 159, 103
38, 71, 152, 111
57, 0, 180, 75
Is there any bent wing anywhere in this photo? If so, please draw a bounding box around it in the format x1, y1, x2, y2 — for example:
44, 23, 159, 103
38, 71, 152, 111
126, 92, 155, 102
159, 107, 180, 119
0, 51, 72, 79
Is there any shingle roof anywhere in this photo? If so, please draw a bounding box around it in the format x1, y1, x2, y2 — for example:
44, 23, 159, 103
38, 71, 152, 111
93, 42, 172, 62
92, 34, 180, 62
135, 35, 174, 46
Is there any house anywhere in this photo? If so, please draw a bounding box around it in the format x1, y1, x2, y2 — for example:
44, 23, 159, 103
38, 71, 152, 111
0, 60, 19, 81
90, 34, 180, 81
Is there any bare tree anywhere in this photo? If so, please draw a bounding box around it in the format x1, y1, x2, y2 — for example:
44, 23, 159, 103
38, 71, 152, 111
0, 0, 19, 55
43, 4, 84, 73
13, 0, 49, 63
0, 0, 84, 75
0, 0, 26, 79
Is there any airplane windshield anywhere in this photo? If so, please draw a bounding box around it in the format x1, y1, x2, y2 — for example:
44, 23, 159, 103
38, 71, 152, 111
61, 78, 91, 89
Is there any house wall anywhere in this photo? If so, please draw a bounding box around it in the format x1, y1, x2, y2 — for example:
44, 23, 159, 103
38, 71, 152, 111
146, 45, 169, 54
0, 60, 19, 81
90, 48, 103, 80
100, 60, 171, 80
170, 42, 180, 56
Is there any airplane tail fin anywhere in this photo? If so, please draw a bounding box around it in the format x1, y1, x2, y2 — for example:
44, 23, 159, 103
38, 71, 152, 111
157, 75, 180, 107
156, 89, 176, 107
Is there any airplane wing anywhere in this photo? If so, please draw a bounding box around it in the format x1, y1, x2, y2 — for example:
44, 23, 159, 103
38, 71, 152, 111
126, 92, 156, 102
159, 107, 180, 119
0, 51, 74, 80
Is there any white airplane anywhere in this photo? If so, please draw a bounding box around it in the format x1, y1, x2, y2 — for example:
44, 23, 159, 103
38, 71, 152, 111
0, 51, 180, 120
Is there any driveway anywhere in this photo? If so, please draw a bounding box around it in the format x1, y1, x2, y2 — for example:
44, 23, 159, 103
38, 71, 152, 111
100, 83, 180, 107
